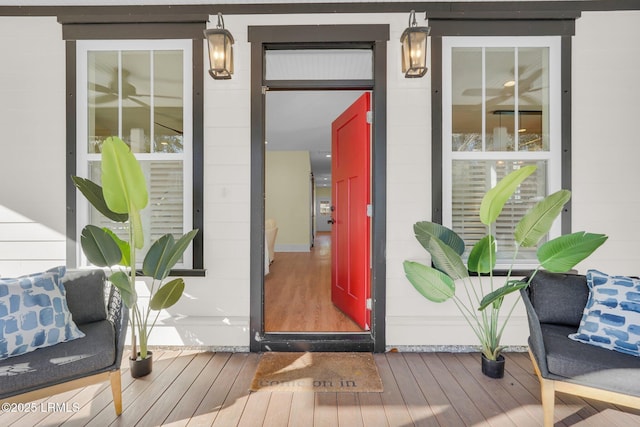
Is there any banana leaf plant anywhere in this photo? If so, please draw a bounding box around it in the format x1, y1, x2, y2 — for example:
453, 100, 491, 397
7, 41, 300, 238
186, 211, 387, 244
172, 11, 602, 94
72, 136, 198, 361
403, 165, 607, 361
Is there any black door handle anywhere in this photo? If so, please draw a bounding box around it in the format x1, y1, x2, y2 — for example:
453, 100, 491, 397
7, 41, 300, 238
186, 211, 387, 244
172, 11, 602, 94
328, 218, 335, 224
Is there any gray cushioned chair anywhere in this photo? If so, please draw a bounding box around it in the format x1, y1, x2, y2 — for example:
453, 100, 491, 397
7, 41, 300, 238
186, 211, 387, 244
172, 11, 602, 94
521, 270, 640, 426
0, 269, 128, 415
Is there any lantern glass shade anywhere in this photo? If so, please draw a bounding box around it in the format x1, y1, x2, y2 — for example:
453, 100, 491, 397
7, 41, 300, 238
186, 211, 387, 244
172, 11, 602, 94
401, 27, 430, 78
204, 29, 234, 79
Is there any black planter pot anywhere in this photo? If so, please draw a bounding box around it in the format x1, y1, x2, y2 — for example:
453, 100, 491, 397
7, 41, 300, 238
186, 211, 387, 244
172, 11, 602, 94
130, 351, 153, 378
481, 353, 505, 379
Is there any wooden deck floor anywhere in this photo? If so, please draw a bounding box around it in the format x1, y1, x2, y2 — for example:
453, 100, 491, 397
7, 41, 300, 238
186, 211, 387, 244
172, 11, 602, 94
3, 350, 640, 426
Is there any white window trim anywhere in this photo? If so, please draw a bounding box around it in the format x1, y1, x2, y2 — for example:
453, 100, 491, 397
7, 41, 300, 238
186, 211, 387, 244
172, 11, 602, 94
76, 39, 193, 269
442, 36, 562, 269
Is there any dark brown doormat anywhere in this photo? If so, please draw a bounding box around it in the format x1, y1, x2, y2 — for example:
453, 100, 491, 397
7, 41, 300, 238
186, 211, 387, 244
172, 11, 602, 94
250, 352, 383, 392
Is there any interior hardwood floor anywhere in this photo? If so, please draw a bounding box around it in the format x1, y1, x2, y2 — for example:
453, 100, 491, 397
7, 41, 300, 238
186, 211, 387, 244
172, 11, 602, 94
265, 232, 364, 332
4, 350, 640, 427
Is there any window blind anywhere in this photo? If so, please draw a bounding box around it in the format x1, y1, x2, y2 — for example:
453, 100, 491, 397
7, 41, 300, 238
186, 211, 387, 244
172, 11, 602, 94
452, 159, 546, 265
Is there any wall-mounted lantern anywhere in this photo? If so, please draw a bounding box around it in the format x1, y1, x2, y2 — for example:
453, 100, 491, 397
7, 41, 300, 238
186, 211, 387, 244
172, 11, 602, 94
204, 12, 234, 79
401, 10, 431, 78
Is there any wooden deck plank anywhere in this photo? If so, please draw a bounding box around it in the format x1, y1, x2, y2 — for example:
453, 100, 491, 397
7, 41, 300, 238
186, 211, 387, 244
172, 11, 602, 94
454, 353, 540, 427
402, 352, 466, 427
473, 353, 544, 425
419, 352, 486, 426
356, 391, 389, 427
336, 392, 364, 427
261, 392, 293, 427
80, 350, 174, 427
211, 353, 259, 427
438, 352, 516, 427
288, 391, 315, 426
236, 391, 271, 427
97, 350, 197, 427
314, 392, 338, 427
136, 352, 214, 427
186, 352, 248, 427
57, 359, 139, 426
385, 352, 439, 426
374, 354, 413, 426
162, 352, 232, 427
4, 350, 640, 427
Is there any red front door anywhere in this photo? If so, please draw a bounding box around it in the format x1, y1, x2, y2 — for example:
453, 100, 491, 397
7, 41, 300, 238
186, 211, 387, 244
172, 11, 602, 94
330, 92, 371, 330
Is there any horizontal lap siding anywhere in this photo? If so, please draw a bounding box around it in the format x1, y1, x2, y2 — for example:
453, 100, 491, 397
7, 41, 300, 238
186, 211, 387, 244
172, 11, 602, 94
0, 17, 66, 277
0, 207, 66, 277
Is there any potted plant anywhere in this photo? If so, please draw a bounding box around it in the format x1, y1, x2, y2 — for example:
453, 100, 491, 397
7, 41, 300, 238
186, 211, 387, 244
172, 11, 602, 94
403, 165, 607, 378
72, 136, 198, 377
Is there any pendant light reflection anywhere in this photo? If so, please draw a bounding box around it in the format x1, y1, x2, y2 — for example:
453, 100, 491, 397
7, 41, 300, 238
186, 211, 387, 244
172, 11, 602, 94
204, 13, 234, 80
401, 10, 430, 78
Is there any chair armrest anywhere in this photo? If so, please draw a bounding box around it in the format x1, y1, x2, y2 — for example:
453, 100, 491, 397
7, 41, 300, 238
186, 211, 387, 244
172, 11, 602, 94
107, 285, 129, 367
520, 286, 550, 377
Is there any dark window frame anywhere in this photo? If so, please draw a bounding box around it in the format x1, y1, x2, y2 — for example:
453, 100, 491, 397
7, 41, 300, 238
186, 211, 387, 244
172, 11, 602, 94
430, 19, 575, 275
64, 22, 205, 276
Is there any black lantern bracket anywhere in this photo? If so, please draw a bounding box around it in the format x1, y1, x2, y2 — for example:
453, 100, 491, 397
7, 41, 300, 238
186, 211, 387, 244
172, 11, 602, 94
204, 12, 235, 80
400, 10, 431, 78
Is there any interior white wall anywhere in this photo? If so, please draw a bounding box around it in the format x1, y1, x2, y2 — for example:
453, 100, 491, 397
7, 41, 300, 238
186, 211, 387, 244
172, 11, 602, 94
2, 10, 639, 351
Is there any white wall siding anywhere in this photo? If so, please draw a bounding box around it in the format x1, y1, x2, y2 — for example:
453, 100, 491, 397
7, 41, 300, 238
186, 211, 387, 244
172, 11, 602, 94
572, 11, 640, 277
0, 17, 66, 277
2, 10, 639, 350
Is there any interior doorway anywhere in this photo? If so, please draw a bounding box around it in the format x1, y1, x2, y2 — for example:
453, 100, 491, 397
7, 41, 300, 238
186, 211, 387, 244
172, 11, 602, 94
264, 90, 370, 334
249, 24, 389, 352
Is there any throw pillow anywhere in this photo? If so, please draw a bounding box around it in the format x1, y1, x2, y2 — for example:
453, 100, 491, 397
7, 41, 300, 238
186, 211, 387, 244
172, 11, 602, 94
0, 266, 85, 360
569, 269, 640, 357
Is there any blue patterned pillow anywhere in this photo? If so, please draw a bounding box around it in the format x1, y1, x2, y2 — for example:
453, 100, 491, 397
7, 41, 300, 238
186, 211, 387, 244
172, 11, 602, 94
569, 269, 640, 357
0, 266, 85, 360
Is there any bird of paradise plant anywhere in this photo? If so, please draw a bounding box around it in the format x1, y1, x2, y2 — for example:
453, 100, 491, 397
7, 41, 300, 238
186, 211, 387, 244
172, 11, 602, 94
72, 136, 198, 365
403, 165, 607, 363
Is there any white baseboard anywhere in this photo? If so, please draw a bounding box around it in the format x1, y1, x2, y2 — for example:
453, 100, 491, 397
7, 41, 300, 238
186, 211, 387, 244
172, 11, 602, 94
274, 244, 310, 252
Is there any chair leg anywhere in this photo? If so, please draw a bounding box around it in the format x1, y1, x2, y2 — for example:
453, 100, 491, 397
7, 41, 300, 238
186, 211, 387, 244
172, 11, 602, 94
109, 370, 123, 415
540, 378, 555, 427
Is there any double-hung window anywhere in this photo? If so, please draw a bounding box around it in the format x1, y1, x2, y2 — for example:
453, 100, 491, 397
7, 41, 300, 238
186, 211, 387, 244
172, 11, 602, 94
442, 36, 562, 269
76, 40, 193, 268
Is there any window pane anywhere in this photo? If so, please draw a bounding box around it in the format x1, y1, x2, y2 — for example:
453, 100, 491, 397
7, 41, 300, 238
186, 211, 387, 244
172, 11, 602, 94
452, 160, 548, 264
452, 46, 551, 153
88, 51, 118, 153
265, 49, 373, 80
518, 47, 549, 152
122, 51, 151, 153
87, 50, 185, 154
485, 47, 515, 151
452, 47, 482, 151
154, 50, 184, 153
